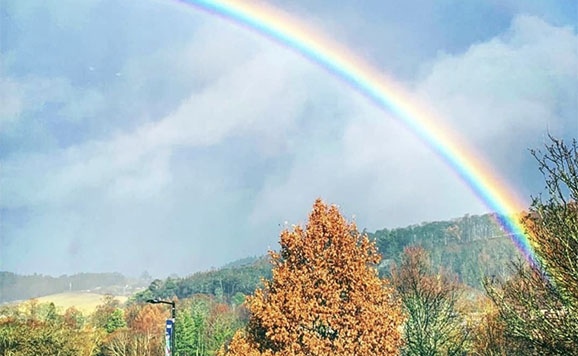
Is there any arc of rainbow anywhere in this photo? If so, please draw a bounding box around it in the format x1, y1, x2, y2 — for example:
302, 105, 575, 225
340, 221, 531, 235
174, 0, 538, 266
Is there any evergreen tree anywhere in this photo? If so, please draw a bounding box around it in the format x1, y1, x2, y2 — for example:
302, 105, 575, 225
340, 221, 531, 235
176, 311, 197, 356
104, 309, 126, 333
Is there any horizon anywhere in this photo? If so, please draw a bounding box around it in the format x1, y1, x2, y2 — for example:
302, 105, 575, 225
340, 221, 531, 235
1, 208, 511, 279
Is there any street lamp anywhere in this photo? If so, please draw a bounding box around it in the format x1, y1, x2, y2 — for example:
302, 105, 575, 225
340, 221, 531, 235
146, 298, 176, 319
147, 299, 176, 355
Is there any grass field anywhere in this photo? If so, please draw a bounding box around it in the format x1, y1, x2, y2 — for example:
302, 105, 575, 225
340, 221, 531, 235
30, 292, 128, 315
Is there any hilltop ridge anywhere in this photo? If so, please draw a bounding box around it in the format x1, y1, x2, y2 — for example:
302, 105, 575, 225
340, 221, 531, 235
133, 212, 520, 303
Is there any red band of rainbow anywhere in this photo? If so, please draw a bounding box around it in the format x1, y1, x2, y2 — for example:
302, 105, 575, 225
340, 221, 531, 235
173, 0, 538, 268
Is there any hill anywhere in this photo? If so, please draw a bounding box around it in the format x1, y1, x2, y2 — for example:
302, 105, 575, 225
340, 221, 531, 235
132, 256, 272, 303
370, 213, 520, 286
134, 212, 521, 302
0, 272, 148, 303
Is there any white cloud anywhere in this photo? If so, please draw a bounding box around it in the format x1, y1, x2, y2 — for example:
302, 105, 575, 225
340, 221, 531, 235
0, 73, 108, 135
249, 100, 483, 231
7, 14, 568, 232
1, 9, 576, 275
249, 15, 577, 231
1, 30, 315, 208
0, 78, 24, 128
416, 15, 577, 163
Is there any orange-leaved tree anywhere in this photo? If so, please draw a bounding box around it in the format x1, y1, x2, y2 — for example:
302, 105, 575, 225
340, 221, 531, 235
222, 199, 404, 356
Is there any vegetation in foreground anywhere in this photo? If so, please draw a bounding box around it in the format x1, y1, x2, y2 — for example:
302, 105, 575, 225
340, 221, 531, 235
1, 137, 577, 355
0, 294, 246, 356
223, 199, 404, 355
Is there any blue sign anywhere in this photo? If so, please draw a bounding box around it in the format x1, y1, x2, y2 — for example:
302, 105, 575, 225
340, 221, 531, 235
165, 319, 174, 356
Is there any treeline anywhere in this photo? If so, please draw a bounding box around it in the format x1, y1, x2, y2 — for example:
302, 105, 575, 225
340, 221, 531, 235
132, 258, 272, 304
371, 213, 520, 286
3, 213, 516, 306
137, 213, 518, 303
0, 272, 130, 303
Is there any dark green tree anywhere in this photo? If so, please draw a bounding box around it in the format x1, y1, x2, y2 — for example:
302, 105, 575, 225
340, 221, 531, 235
104, 309, 127, 333
175, 310, 197, 356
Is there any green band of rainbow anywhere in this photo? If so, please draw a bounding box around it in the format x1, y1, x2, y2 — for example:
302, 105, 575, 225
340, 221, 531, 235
174, 0, 537, 266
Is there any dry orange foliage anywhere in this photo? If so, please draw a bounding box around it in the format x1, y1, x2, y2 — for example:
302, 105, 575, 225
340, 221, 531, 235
128, 304, 166, 334
470, 302, 512, 356
222, 199, 404, 356
104, 304, 166, 356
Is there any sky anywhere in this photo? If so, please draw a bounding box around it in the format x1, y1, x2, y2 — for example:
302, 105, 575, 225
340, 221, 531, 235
0, 0, 576, 277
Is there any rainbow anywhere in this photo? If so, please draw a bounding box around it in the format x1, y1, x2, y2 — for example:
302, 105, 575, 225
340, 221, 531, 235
174, 0, 538, 265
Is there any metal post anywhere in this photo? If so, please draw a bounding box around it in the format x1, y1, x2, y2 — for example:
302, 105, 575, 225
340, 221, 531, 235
171, 301, 176, 355
166, 319, 174, 356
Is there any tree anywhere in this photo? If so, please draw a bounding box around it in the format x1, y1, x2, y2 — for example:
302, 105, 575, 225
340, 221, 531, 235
92, 294, 123, 330
526, 136, 578, 303
104, 309, 127, 333
101, 303, 165, 356
63, 306, 85, 329
484, 136, 578, 355
391, 246, 469, 356
469, 301, 511, 356
484, 260, 578, 355
37, 302, 59, 323
207, 302, 244, 355
102, 329, 132, 356
0, 303, 101, 356
223, 199, 404, 356
130, 304, 165, 356
0, 317, 85, 356
175, 310, 198, 356
174, 295, 244, 356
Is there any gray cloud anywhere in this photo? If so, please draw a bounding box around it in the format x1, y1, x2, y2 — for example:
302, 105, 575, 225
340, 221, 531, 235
1, 0, 576, 277
249, 15, 577, 234
416, 15, 578, 196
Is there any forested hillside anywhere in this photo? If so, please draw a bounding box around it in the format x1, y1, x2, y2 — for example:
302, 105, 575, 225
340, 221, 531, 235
2, 213, 516, 305
135, 212, 520, 302
371, 213, 520, 286
132, 257, 272, 303
7, 212, 517, 305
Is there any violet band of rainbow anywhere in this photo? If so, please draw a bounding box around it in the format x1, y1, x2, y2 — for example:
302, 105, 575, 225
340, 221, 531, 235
174, 0, 538, 267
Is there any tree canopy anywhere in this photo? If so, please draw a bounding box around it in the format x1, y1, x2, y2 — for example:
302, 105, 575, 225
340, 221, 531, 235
223, 199, 404, 356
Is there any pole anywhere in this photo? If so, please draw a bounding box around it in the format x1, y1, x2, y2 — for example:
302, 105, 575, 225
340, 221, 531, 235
171, 301, 176, 355
165, 319, 174, 356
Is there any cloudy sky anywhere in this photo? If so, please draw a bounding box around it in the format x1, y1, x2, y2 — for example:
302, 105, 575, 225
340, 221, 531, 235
1, 0, 576, 277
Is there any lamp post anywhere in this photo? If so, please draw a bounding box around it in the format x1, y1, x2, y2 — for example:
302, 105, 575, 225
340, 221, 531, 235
147, 299, 176, 355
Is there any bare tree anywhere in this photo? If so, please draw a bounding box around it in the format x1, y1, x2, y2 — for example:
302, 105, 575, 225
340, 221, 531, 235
484, 136, 578, 355
391, 246, 469, 356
